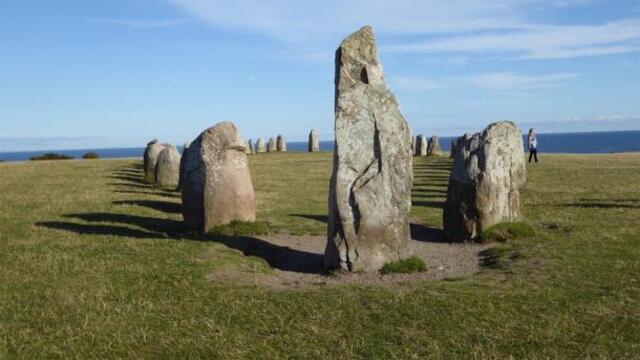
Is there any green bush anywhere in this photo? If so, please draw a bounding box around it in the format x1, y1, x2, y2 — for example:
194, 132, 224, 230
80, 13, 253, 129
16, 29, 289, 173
380, 256, 427, 275
82, 152, 100, 159
482, 222, 535, 243
30, 153, 73, 161
206, 220, 271, 237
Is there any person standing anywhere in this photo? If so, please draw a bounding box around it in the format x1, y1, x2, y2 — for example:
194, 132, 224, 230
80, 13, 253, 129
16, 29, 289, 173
528, 128, 538, 163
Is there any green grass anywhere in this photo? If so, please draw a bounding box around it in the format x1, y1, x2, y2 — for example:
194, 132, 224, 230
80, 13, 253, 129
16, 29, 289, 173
206, 220, 272, 237
482, 221, 536, 243
1, 153, 639, 358
380, 256, 427, 275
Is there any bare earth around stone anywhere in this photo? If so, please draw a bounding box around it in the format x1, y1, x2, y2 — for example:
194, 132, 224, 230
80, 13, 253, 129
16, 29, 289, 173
207, 225, 487, 289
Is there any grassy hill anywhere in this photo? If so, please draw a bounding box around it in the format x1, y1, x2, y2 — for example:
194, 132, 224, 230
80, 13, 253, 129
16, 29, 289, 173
1, 152, 638, 357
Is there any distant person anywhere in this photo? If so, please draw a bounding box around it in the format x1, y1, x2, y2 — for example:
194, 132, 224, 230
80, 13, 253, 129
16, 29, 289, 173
528, 128, 538, 163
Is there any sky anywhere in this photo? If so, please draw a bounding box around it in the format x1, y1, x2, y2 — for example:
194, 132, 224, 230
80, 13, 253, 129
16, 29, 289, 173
1, 0, 639, 152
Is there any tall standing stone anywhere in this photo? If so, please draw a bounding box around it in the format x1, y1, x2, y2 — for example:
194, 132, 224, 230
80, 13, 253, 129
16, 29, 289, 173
143, 140, 165, 183
308, 129, 320, 152
267, 137, 277, 152
256, 138, 266, 153
415, 135, 427, 156
325, 26, 413, 272
427, 135, 442, 156
276, 135, 287, 152
155, 144, 181, 187
182, 122, 256, 233
178, 143, 190, 191
411, 135, 416, 155
444, 121, 526, 241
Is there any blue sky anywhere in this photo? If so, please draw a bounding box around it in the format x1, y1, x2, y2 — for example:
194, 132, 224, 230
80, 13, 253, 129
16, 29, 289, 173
1, 0, 639, 151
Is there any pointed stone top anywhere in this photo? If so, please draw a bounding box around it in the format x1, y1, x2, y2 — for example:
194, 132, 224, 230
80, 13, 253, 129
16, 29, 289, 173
336, 25, 385, 92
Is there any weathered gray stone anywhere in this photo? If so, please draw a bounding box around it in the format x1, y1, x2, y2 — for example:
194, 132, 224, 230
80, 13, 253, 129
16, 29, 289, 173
325, 26, 413, 272
267, 137, 277, 152
182, 122, 256, 233
247, 139, 255, 154
309, 129, 320, 152
155, 144, 181, 187
276, 135, 287, 152
411, 135, 416, 154
444, 121, 526, 241
415, 135, 427, 156
256, 138, 266, 153
178, 143, 190, 191
143, 140, 165, 183
427, 135, 442, 156
450, 139, 457, 158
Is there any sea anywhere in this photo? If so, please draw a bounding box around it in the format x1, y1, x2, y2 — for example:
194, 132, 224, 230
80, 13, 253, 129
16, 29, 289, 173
1, 130, 638, 162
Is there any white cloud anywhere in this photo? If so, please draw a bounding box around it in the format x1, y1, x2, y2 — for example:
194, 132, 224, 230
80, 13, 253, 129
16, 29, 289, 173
88, 18, 193, 29
393, 72, 579, 92
169, 0, 640, 60
384, 20, 640, 59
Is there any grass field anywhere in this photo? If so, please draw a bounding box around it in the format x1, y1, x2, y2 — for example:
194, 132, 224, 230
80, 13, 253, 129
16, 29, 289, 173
1, 152, 639, 358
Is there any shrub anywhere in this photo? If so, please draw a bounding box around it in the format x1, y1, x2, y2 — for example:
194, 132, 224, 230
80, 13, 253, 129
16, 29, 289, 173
482, 222, 535, 243
82, 152, 100, 159
380, 256, 427, 275
207, 221, 271, 237
30, 153, 73, 161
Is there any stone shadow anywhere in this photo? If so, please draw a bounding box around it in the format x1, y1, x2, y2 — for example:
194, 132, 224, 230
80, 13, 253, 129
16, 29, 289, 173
206, 235, 325, 274
113, 200, 182, 214
290, 214, 329, 224
36, 221, 161, 239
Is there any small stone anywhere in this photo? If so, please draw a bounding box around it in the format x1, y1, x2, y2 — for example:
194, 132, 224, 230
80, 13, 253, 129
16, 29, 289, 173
427, 135, 442, 156
155, 144, 181, 187
309, 129, 320, 152
277, 135, 287, 152
267, 137, 277, 152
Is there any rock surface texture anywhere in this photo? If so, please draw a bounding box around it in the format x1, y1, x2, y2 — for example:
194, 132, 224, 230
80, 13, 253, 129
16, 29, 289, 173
416, 135, 427, 156
143, 140, 165, 183
256, 138, 266, 153
444, 121, 526, 241
267, 137, 277, 153
427, 135, 442, 156
277, 135, 287, 152
325, 26, 413, 272
155, 144, 181, 187
247, 139, 255, 154
309, 129, 320, 152
178, 143, 190, 190
181, 122, 256, 233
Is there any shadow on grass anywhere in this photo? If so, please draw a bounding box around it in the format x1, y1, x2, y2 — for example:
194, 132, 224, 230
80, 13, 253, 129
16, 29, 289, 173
290, 214, 329, 224
107, 175, 148, 185
565, 202, 640, 209
207, 235, 325, 274
410, 223, 448, 243
412, 200, 445, 209
63, 213, 185, 236
36, 221, 162, 239
113, 200, 182, 213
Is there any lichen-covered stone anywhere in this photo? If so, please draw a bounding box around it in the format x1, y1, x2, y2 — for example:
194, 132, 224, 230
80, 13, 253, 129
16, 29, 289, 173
267, 137, 277, 153
182, 122, 256, 233
427, 135, 442, 156
309, 129, 320, 152
178, 143, 190, 191
143, 140, 164, 183
325, 26, 413, 272
276, 135, 287, 152
415, 135, 427, 156
256, 138, 266, 153
247, 139, 255, 154
155, 144, 181, 187
444, 121, 527, 241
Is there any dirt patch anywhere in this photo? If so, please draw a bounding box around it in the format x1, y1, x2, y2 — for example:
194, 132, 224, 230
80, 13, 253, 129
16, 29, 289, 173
208, 226, 488, 289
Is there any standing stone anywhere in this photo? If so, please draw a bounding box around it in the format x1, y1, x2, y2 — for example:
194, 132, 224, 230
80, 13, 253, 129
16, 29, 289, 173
308, 129, 320, 152
143, 140, 165, 183
247, 139, 255, 154
415, 135, 427, 156
267, 137, 277, 152
411, 135, 416, 154
155, 144, 181, 187
444, 121, 526, 241
276, 135, 287, 152
325, 26, 413, 272
427, 135, 442, 156
182, 122, 256, 233
450, 139, 457, 158
178, 143, 190, 191
256, 138, 266, 153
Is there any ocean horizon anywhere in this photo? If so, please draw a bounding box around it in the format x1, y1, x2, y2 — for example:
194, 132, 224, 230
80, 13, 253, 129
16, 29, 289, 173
1, 130, 638, 162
